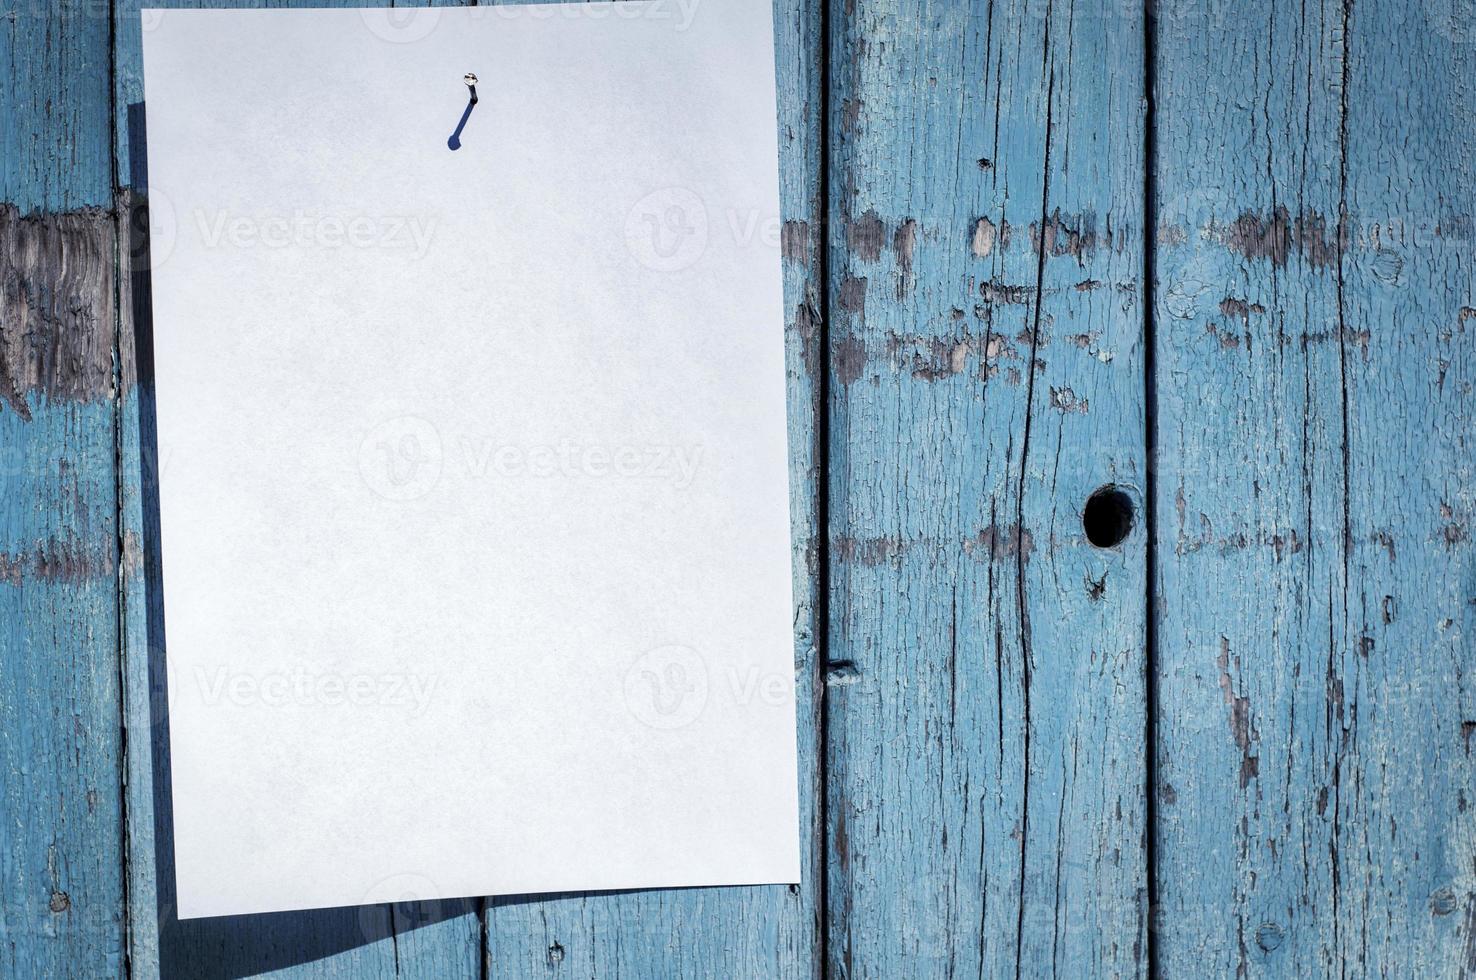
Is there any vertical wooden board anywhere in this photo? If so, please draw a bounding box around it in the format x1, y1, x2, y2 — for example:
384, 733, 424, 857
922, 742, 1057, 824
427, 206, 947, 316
0, 0, 113, 214
826, 0, 1148, 976
1152, 0, 1475, 975
481, 0, 825, 975
1338, 7, 1476, 974
1150, 2, 1347, 972
113, 1, 484, 976
0, 217, 125, 977
0, 1, 124, 977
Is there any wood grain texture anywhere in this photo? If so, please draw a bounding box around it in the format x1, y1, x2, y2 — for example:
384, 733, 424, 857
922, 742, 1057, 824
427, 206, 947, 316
479, 0, 825, 974
0, 0, 113, 214
7, 0, 1473, 975
1151, 0, 1476, 975
0, 1, 125, 977
825, 0, 1149, 975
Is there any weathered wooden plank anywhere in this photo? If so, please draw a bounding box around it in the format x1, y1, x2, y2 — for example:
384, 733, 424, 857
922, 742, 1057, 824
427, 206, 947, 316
480, 0, 825, 975
1152, 0, 1476, 975
0, 1, 125, 976
826, 0, 1149, 975
0, 0, 113, 215
113, 1, 484, 976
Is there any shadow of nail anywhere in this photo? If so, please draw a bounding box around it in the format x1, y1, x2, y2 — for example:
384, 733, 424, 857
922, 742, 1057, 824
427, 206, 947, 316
448, 90, 477, 151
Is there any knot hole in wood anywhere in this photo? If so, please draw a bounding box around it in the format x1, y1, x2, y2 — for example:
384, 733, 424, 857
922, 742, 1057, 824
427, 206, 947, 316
1083, 485, 1135, 549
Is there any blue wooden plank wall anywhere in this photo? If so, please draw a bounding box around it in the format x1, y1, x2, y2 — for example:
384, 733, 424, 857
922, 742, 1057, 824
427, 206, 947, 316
1151, 1, 1476, 976
1, 0, 1470, 977
826, 0, 1148, 976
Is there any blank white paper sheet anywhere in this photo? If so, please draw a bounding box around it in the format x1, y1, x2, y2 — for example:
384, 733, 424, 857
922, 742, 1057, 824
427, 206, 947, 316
142, 2, 798, 919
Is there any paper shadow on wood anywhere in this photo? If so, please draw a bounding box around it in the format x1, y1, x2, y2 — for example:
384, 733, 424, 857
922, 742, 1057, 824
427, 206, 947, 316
125, 102, 479, 980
